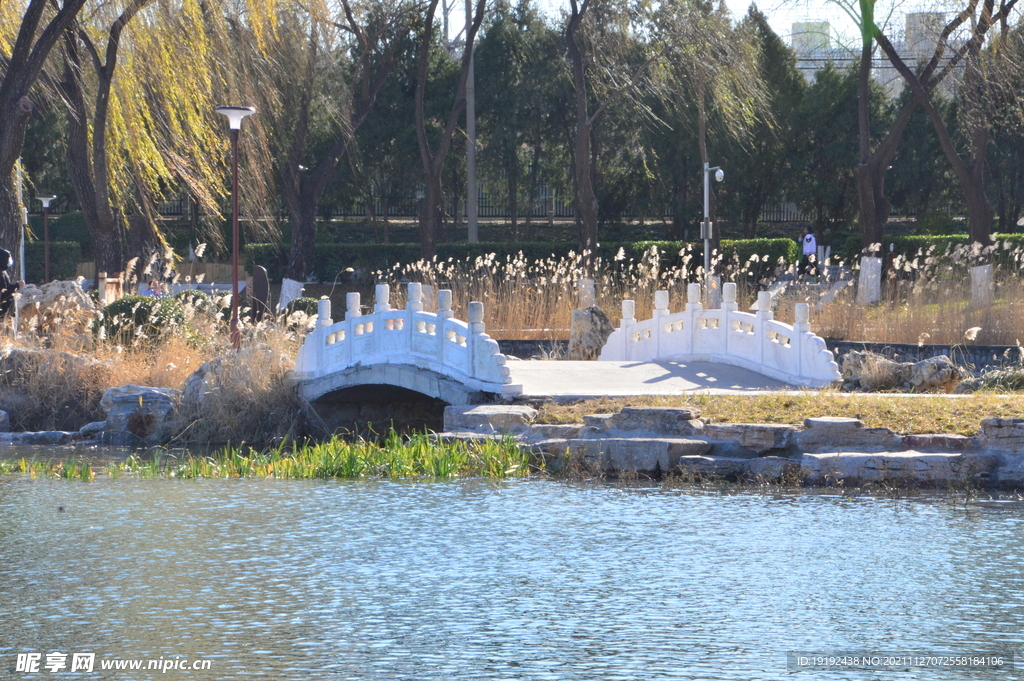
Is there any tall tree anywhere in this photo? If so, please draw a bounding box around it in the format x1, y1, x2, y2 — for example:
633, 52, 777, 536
724, 5, 804, 238
565, 0, 659, 256
279, 0, 420, 285
873, 0, 1018, 251
414, 0, 485, 258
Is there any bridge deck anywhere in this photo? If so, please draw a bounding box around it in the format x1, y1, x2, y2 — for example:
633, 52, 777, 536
506, 360, 790, 400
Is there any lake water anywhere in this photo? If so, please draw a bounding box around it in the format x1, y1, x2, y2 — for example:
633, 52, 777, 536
1, 477, 1022, 679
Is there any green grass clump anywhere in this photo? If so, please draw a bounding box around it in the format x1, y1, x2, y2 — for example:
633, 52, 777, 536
1, 431, 533, 482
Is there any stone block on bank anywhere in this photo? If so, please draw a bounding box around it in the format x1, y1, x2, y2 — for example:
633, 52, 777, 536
699, 423, 797, 455
103, 387, 179, 447
603, 407, 703, 436
0, 431, 77, 445
568, 437, 711, 473
800, 451, 978, 486
568, 306, 614, 360
795, 417, 900, 453
442, 404, 537, 434
901, 434, 975, 452
79, 421, 106, 439
979, 418, 1024, 452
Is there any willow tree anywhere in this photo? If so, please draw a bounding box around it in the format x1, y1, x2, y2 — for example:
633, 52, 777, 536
50, 0, 281, 276
0, 0, 88, 255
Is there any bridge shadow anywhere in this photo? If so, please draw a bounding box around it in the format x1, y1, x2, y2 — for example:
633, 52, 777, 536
312, 385, 447, 437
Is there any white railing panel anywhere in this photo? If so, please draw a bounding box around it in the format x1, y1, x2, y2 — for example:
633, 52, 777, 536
691, 311, 726, 354
725, 310, 760, 364
762, 319, 800, 376
656, 312, 690, 357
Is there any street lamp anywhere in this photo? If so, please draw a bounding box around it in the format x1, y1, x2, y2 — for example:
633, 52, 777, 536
701, 163, 724, 281
215, 105, 256, 350
36, 195, 56, 283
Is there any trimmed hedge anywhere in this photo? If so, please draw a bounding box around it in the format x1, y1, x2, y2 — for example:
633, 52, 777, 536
24, 241, 82, 282
843, 234, 1024, 269
245, 238, 801, 282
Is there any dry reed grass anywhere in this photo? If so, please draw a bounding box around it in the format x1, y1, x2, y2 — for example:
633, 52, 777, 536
376, 246, 771, 340
374, 240, 1024, 347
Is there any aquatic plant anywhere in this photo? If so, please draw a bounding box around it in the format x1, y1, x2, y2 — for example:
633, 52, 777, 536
0, 432, 532, 482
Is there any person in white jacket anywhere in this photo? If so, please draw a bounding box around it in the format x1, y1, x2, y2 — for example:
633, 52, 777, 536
800, 227, 817, 277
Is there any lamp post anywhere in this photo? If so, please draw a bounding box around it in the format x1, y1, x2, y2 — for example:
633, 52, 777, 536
36, 195, 56, 283
215, 106, 256, 350
701, 163, 724, 281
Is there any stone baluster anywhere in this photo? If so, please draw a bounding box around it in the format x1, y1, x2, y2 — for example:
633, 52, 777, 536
407, 282, 423, 312
722, 283, 737, 356
468, 302, 486, 379
437, 289, 454, 365
686, 283, 702, 312
374, 284, 390, 313
722, 282, 738, 313
317, 297, 332, 327
437, 290, 454, 319
793, 303, 810, 376
793, 303, 810, 333
756, 291, 773, 321
346, 292, 361, 320
621, 300, 636, 326
468, 301, 485, 335
653, 290, 669, 318
652, 290, 668, 357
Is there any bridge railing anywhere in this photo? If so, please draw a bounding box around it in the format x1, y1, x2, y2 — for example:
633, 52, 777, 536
598, 282, 840, 387
293, 283, 518, 394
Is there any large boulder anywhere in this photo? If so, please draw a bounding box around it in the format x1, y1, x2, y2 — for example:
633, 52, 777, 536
567, 306, 614, 360
101, 385, 181, 447
842, 351, 967, 393
16, 279, 97, 333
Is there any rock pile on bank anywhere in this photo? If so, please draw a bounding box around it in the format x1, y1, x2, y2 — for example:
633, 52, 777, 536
443, 404, 1024, 489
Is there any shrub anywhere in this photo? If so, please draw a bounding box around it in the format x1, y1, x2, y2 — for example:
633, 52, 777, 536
285, 297, 320, 317
99, 295, 187, 345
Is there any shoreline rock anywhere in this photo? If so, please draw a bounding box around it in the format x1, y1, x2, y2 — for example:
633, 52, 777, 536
442, 405, 1024, 489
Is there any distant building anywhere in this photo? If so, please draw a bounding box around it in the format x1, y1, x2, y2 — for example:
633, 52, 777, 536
791, 13, 959, 98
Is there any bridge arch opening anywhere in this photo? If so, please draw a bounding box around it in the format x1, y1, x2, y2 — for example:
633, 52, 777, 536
311, 384, 448, 435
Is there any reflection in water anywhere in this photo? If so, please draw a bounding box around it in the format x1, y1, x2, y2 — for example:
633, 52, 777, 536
0, 478, 1022, 679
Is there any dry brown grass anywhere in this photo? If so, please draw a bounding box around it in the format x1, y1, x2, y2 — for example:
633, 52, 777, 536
0, 291, 311, 439
535, 392, 1024, 437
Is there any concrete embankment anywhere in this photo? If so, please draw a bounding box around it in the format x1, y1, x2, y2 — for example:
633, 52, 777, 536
442, 405, 1024, 488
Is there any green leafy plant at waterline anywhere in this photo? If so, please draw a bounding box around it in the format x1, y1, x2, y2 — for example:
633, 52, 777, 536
0, 432, 535, 481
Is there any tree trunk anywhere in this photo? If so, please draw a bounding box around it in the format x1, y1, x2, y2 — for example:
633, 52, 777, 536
567, 5, 597, 257
284, 198, 317, 281
420, 174, 442, 257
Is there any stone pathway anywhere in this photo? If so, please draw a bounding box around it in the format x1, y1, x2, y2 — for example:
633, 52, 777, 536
507, 360, 790, 399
